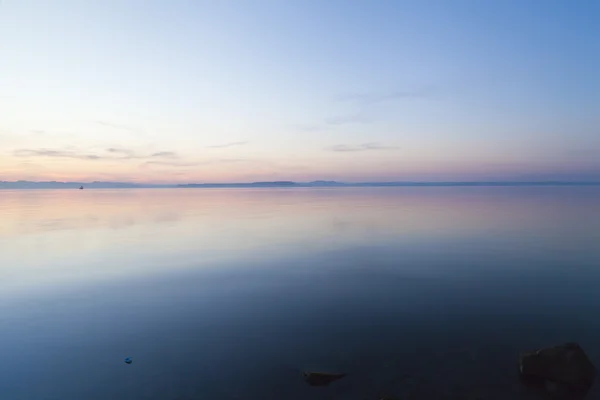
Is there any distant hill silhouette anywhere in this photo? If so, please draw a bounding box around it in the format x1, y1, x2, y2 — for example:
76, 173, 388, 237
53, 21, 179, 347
178, 181, 600, 188
180, 181, 299, 188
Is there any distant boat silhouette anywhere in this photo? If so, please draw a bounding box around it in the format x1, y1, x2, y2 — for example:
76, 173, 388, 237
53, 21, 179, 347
79, 186, 84, 190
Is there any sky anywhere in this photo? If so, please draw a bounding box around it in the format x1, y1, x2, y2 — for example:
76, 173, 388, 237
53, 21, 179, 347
0, 0, 599, 183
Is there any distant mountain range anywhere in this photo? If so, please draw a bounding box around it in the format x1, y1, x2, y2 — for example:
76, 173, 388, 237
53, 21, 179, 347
178, 180, 345, 188
2, 180, 600, 189
179, 180, 600, 188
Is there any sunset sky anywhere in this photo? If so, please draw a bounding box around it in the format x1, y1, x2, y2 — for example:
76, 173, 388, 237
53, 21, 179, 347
1, 0, 598, 183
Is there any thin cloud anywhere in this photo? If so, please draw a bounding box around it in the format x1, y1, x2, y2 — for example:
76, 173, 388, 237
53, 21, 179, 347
30, 130, 46, 134
299, 87, 434, 128
206, 141, 248, 148
336, 87, 434, 105
144, 161, 201, 167
15, 147, 179, 161
14, 149, 102, 160
144, 158, 248, 168
106, 148, 136, 157
151, 151, 178, 158
325, 115, 373, 125
325, 142, 399, 152
107, 148, 179, 159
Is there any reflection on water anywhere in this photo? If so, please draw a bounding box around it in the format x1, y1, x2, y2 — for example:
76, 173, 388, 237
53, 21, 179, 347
1, 187, 600, 399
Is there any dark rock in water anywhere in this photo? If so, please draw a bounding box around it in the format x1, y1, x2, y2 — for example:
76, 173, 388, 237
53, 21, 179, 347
124, 357, 133, 364
303, 371, 347, 386
519, 342, 596, 398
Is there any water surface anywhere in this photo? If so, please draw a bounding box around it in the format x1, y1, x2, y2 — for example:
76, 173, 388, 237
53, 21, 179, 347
1, 187, 600, 399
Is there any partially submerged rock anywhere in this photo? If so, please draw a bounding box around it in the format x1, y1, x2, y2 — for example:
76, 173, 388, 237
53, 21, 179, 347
303, 371, 347, 386
519, 342, 596, 398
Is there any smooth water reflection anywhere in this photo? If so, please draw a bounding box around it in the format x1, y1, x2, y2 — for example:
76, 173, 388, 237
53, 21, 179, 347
1, 187, 600, 399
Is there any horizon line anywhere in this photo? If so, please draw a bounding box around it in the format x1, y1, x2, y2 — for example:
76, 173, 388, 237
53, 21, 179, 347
2, 179, 600, 188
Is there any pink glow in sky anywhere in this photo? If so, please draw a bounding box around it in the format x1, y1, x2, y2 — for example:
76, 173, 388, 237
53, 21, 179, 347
1, 1, 598, 183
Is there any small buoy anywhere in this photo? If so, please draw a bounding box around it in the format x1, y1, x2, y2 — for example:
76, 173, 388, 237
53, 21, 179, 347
124, 357, 132, 364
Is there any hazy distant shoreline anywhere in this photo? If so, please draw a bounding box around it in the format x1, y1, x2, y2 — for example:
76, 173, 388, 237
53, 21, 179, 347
2, 180, 600, 189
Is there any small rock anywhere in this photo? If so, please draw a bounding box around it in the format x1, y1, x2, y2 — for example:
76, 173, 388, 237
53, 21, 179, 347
303, 371, 347, 386
519, 342, 596, 397
124, 357, 133, 364
545, 380, 558, 393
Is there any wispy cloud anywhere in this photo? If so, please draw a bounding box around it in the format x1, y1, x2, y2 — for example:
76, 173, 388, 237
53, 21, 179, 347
206, 141, 248, 148
14, 147, 179, 161
14, 149, 103, 160
144, 161, 201, 167
292, 86, 435, 131
151, 151, 178, 158
143, 158, 248, 168
324, 115, 373, 125
105, 149, 179, 159
106, 147, 136, 157
30, 130, 46, 135
325, 143, 399, 152
336, 87, 434, 105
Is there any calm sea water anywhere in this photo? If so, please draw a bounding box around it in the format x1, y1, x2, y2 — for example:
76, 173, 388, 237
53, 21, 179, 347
1, 187, 600, 400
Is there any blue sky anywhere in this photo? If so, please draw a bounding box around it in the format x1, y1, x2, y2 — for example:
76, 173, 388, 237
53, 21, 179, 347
0, 0, 598, 183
